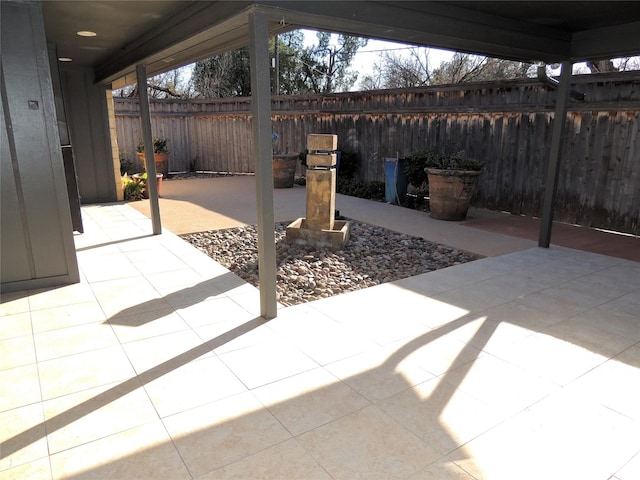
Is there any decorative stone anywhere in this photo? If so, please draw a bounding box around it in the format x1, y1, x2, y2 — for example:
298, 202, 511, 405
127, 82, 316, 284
306, 153, 337, 167
286, 133, 348, 248
306, 169, 336, 230
180, 220, 478, 307
307, 134, 337, 151
286, 219, 350, 249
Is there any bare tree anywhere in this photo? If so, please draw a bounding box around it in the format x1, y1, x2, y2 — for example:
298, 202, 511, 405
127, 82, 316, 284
192, 49, 251, 98
301, 33, 368, 93
360, 49, 531, 90
114, 66, 194, 98
430, 53, 530, 84
586, 59, 618, 73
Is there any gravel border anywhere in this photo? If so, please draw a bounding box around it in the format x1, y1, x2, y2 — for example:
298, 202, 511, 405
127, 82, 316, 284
181, 220, 479, 306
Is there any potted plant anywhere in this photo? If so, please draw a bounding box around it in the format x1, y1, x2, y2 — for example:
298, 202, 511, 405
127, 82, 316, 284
405, 148, 483, 220
122, 173, 145, 201
404, 149, 441, 210
136, 136, 169, 176
421, 149, 483, 220
272, 132, 298, 188
131, 171, 163, 199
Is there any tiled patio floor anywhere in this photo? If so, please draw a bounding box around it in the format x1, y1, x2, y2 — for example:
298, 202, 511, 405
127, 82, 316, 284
1, 201, 639, 479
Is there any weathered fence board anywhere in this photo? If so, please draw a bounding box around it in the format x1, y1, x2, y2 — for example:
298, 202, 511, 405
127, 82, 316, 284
114, 72, 640, 234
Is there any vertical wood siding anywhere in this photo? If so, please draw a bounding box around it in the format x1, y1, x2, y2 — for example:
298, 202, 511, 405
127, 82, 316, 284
114, 72, 640, 234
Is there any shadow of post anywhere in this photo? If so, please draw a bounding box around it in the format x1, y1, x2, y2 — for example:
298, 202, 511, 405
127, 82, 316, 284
0, 317, 267, 459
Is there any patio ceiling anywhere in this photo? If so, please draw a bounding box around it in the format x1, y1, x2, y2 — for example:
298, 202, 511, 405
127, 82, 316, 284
42, 1, 640, 88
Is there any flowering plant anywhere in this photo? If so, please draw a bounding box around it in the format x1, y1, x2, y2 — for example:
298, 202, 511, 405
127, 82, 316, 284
272, 133, 280, 154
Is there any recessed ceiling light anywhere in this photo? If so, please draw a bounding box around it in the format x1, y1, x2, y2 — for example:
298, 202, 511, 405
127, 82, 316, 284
77, 30, 97, 37
58, 57, 73, 62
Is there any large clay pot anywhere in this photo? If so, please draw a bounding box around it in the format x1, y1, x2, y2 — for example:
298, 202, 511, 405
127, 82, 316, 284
273, 153, 298, 188
137, 152, 169, 176
425, 168, 481, 220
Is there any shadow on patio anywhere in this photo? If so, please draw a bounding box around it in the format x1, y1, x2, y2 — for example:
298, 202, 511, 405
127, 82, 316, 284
1, 200, 639, 479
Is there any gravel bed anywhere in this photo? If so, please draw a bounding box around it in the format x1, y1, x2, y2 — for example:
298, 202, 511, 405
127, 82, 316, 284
180, 221, 479, 306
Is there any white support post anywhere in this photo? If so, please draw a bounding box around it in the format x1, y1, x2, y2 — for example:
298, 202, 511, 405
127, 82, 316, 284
248, 11, 277, 319
136, 63, 162, 235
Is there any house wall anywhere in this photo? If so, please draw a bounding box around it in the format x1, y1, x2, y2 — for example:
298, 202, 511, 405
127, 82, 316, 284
59, 65, 119, 203
1, 1, 79, 292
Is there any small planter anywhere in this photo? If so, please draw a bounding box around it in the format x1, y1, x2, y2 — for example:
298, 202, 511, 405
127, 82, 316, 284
132, 173, 163, 199
273, 153, 298, 188
137, 152, 169, 177
426, 168, 481, 220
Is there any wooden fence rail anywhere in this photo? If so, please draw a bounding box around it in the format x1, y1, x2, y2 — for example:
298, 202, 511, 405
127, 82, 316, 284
114, 71, 640, 234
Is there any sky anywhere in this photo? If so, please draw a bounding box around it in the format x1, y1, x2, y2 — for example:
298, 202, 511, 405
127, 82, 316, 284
302, 29, 640, 90
351, 39, 455, 82
160, 29, 637, 96
301, 29, 456, 90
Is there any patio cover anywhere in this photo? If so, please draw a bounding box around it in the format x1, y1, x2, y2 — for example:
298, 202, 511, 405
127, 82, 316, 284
41, 0, 640, 318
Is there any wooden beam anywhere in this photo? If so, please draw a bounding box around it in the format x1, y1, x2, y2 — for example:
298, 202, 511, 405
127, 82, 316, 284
249, 10, 278, 319
571, 21, 640, 61
257, 1, 571, 62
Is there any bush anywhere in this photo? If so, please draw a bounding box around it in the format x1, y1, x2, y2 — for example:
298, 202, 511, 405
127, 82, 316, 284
136, 137, 169, 154
337, 178, 385, 201
404, 149, 441, 190
122, 174, 144, 200
433, 150, 484, 171
404, 149, 483, 191
120, 157, 134, 175
337, 150, 359, 180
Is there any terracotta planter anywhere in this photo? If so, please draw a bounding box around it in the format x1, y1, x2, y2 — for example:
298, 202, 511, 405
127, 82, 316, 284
137, 152, 169, 176
273, 153, 298, 188
425, 168, 481, 220
132, 173, 163, 199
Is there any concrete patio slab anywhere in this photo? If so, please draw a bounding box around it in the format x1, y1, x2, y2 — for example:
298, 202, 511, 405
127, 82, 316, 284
1, 192, 638, 479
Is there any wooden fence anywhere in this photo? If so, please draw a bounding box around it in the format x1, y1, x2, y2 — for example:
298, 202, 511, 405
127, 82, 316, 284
114, 71, 640, 234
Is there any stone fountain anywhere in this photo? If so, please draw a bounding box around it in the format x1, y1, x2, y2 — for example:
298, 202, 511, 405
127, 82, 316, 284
286, 134, 350, 249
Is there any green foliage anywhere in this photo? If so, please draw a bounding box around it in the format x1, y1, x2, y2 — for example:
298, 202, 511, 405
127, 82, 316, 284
122, 174, 144, 201
120, 157, 133, 175
192, 47, 251, 98
405, 148, 483, 189
404, 149, 441, 189
434, 150, 484, 171
337, 150, 360, 180
273, 31, 308, 95
336, 178, 385, 201
300, 33, 368, 93
192, 30, 367, 97
136, 137, 169, 154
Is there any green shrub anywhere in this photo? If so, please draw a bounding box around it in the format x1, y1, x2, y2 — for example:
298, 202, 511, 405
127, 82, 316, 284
120, 157, 133, 175
337, 178, 385, 201
122, 174, 144, 200
337, 150, 360, 180
136, 137, 169, 154
404, 149, 483, 191
434, 150, 484, 171
404, 149, 441, 190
